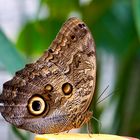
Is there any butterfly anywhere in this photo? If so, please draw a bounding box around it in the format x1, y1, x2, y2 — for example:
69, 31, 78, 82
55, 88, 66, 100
0, 17, 96, 134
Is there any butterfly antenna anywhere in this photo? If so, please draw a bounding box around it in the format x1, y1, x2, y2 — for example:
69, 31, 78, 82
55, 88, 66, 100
96, 88, 120, 105
96, 85, 109, 102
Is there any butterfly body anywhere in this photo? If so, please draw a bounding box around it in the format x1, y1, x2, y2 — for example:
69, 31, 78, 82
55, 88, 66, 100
0, 17, 96, 134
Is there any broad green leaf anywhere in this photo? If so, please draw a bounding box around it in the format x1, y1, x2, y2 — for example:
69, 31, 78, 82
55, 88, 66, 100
89, 0, 136, 55
0, 30, 26, 74
111, 39, 140, 137
16, 18, 63, 57
43, 0, 79, 18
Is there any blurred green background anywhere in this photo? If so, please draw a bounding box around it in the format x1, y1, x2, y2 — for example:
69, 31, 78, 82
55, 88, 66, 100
0, 0, 140, 139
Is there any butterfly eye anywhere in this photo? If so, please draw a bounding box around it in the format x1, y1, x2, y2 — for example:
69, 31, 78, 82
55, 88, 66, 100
28, 96, 49, 116
62, 83, 73, 95
45, 84, 53, 92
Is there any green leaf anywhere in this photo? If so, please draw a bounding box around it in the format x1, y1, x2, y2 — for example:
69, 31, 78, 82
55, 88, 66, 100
111, 39, 140, 137
132, 0, 140, 41
16, 18, 63, 57
43, 0, 79, 18
11, 126, 28, 140
0, 30, 26, 74
90, 0, 136, 55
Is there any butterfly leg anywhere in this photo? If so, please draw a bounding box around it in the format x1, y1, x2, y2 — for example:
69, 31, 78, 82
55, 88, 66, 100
87, 120, 93, 134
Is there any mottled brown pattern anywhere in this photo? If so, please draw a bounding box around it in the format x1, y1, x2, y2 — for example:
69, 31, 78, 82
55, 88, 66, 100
0, 17, 96, 134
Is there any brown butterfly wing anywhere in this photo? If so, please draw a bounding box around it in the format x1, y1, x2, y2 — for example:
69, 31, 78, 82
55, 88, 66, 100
48, 17, 96, 112
0, 17, 96, 134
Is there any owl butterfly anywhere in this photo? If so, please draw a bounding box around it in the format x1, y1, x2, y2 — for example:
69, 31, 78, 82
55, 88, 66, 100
0, 17, 96, 134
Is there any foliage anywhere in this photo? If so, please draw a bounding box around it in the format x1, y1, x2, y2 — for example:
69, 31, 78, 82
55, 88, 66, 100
0, 0, 140, 139
0, 30, 26, 74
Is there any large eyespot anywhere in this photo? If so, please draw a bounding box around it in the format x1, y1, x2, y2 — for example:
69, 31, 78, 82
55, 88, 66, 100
62, 82, 73, 95
27, 95, 49, 116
